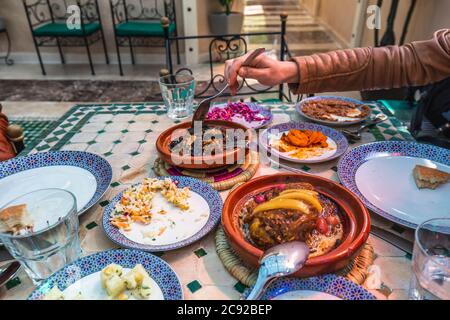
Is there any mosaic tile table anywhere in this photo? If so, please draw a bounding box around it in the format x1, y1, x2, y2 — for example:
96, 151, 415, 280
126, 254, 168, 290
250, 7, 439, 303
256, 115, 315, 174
1, 102, 414, 300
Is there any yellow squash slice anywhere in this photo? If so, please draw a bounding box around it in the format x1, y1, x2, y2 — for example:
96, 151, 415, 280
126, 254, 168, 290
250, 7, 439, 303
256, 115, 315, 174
280, 189, 318, 197
272, 192, 323, 213
253, 198, 310, 215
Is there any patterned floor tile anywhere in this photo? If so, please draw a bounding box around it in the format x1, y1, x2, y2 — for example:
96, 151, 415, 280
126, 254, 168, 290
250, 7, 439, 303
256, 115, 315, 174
88, 114, 114, 123
95, 132, 123, 143
121, 131, 147, 142
186, 280, 202, 293
69, 132, 97, 143
86, 142, 113, 155
368, 235, 407, 258
103, 123, 127, 133
79, 122, 106, 133
388, 289, 409, 300
194, 248, 208, 258
190, 285, 240, 300
111, 142, 140, 155
372, 257, 412, 290
112, 114, 136, 123
129, 153, 151, 169
163, 250, 200, 288
134, 114, 159, 122
60, 143, 88, 152
128, 122, 153, 132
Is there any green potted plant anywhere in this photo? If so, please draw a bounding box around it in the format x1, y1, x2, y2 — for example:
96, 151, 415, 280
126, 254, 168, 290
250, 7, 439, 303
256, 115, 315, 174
209, 0, 244, 35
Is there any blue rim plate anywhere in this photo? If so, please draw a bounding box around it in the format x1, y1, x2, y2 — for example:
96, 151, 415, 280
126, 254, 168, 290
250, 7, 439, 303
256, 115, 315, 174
338, 141, 450, 228
260, 122, 349, 164
0, 151, 112, 215
206, 102, 273, 129
28, 249, 183, 300
102, 176, 223, 252
243, 274, 376, 300
296, 95, 371, 126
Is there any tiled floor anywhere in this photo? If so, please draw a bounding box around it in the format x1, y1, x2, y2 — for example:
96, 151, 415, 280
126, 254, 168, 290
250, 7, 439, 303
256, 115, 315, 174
243, 0, 342, 56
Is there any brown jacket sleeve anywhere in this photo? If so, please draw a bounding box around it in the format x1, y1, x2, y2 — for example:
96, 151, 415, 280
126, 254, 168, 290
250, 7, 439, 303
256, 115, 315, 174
0, 107, 16, 161
289, 29, 450, 94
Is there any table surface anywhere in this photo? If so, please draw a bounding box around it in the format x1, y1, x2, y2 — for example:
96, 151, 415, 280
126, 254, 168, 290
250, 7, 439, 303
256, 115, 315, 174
1, 101, 415, 300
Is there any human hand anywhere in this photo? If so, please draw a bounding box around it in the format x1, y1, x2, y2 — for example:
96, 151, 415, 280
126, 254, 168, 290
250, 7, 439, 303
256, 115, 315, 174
224, 51, 298, 95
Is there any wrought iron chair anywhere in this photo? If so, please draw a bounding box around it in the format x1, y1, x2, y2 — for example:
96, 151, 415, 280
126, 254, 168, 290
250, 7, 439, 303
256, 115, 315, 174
22, 0, 109, 75
109, 0, 180, 76
161, 14, 295, 102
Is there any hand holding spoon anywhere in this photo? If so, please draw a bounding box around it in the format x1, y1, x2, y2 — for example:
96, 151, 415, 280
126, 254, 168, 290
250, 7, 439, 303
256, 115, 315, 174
190, 48, 266, 128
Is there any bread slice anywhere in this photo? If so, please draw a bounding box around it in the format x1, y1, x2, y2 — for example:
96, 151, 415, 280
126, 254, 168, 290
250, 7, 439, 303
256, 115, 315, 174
0, 204, 33, 235
413, 165, 450, 190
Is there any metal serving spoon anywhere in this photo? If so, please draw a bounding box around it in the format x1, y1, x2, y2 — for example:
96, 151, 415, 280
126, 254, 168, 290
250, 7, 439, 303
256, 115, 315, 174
342, 113, 388, 141
190, 47, 266, 129
246, 241, 310, 300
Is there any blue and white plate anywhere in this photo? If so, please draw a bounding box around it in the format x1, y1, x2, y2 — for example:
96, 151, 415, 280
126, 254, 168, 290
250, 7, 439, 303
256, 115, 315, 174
338, 141, 450, 228
244, 274, 375, 300
260, 122, 348, 164
0, 151, 112, 215
297, 95, 371, 126
207, 102, 273, 129
102, 176, 223, 252
28, 249, 183, 300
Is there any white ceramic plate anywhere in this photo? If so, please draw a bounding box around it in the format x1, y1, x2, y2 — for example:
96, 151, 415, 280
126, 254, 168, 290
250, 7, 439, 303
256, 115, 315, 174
28, 249, 183, 300
102, 176, 223, 252
355, 156, 450, 226
0, 151, 112, 215
243, 275, 375, 300
338, 141, 450, 228
61, 268, 164, 300
118, 192, 210, 246
296, 96, 371, 126
273, 290, 341, 300
268, 131, 338, 163
260, 122, 349, 164
0, 166, 96, 213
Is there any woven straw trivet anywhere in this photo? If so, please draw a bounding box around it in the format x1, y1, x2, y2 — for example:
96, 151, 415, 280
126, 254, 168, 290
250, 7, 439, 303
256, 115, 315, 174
153, 151, 260, 191
215, 226, 374, 286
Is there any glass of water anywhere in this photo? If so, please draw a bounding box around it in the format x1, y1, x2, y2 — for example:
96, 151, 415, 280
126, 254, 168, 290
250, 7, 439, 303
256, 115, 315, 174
159, 73, 195, 120
0, 189, 81, 285
409, 218, 449, 300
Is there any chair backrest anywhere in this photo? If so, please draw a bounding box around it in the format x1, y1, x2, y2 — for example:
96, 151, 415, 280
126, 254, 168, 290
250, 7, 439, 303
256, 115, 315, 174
161, 14, 290, 101
110, 0, 175, 25
23, 0, 100, 30
22, 0, 53, 28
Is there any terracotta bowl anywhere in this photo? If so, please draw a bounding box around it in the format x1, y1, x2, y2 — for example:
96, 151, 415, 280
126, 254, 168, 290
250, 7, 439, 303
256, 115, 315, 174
156, 120, 252, 170
222, 173, 371, 277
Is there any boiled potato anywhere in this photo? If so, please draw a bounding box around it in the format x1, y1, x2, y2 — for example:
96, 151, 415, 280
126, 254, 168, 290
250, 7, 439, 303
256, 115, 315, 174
104, 274, 126, 298
44, 286, 65, 300
100, 263, 123, 289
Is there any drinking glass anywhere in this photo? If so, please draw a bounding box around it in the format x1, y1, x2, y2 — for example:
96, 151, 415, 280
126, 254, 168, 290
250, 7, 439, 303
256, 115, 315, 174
0, 189, 81, 285
409, 218, 450, 300
159, 74, 195, 120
